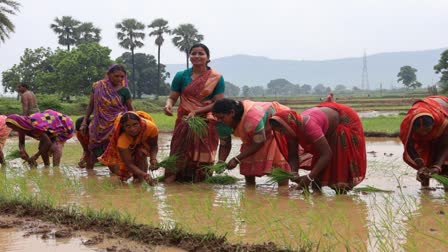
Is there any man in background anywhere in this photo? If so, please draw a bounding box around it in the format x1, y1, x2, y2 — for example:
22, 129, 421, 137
16, 83, 39, 116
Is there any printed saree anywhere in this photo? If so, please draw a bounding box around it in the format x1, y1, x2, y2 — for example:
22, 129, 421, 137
167, 69, 221, 181
233, 100, 291, 176
399, 96, 448, 169
272, 102, 366, 188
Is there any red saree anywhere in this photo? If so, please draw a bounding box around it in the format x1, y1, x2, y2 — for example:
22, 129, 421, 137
233, 100, 291, 176
272, 102, 366, 188
399, 96, 448, 169
166, 69, 221, 182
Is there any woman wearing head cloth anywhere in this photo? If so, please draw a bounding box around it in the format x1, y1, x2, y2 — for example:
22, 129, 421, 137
269, 99, 366, 193
6, 110, 74, 167
399, 95, 448, 188
80, 64, 134, 172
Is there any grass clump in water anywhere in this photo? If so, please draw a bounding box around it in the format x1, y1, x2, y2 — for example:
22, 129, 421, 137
6, 149, 21, 160
204, 162, 228, 174
205, 175, 238, 185
267, 168, 294, 184
353, 185, 393, 193
157, 155, 178, 172
432, 174, 448, 187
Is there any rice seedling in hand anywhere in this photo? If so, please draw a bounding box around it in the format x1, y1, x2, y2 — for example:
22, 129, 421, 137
353, 185, 393, 193
157, 155, 178, 172
205, 175, 239, 185
432, 174, 448, 187
267, 168, 294, 184
6, 149, 21, 160
204, 162, 228, 174
185, 116, 208, 141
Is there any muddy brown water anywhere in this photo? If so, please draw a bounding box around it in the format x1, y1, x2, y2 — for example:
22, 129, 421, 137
1, 134, 447, 251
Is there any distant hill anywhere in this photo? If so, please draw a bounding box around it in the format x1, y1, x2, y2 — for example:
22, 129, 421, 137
165, 48, 446, 89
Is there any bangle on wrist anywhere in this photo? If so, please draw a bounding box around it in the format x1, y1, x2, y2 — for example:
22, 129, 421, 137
143, 173, 150, 180
233, 157, 241, 164
306, 174, 314, 182
431, 165, 442, 173
218, 160, 225, 163
414, 158, 424, 164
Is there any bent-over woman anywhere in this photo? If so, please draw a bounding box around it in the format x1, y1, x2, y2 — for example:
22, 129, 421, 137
212, 98, 306, 185
399, 95, 448, 188
270, 101, 366, 193
6, 110, 74, 167
0, 115, 12, 164
99, 111, 158, 185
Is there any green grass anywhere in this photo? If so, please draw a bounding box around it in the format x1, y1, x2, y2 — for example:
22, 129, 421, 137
205, 175, 239, 185
361, 115, 404, 134
267, 168, 294, 184
353, 185, 394, 193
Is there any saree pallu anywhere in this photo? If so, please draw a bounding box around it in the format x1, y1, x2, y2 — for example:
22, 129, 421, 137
6, 110, 74, 142
89, 79, 128, 156
233, 101, 291, 176
400, 96, 448, 169
99, 111, 155, 179
166, 69, 221, 181
0, 115, 12, 151
314, 102, 366, 187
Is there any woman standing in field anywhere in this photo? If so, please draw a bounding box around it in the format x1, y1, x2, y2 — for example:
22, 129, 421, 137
163, 43, 225, 183
80, 64, 134, 172
212, 98, 306, 186
399, 95, 448, 188
0, 115, 12, 164
269, 100, 366, 193
6, 110, 74, 167
99, 111, 158, 185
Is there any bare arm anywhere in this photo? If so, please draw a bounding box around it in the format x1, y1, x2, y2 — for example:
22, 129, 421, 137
81, 94, 94, 134
126, 98, 134, 111
21, 94, 29, 116
118, 148, 148, 179
308, 137, 332, 179
164, 91, 180, 116
30, 133, 52, 165
218, 135, 232, 162
287, 138, 299, 174
146, 135, 159, 169
431, 133, 448, 172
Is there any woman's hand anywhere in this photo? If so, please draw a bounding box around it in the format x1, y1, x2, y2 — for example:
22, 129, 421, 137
19, 150, 29, 160
144, 173, 156, 186
417, 167, 430, 182
227, 157, 240, 170
27, 154, 38, 167
149, 159, 159, 171
186, 111, 196, 119
428, 165, 442, 175
80, 123, 88, 135
291, 174, 312, 189
164, 104, 173, 116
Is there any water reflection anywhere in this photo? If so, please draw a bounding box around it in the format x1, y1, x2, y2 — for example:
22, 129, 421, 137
1, 136, 448, 251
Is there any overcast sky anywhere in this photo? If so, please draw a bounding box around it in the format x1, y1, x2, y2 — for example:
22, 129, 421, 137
1, 0, 447, 73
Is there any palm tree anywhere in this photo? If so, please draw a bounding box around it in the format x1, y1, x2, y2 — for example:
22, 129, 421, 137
0, 0, 21, 43
116, 18, 145, 99
50, 16, 81, 51
76, 22, 101, 45
171, 24, 204, 69
148, 18, 170, 97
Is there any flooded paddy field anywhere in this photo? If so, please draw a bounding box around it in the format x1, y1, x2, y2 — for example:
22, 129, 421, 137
0, 134, 447, 251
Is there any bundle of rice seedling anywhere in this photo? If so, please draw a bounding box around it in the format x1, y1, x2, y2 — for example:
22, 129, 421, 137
204, 162, 228, 174
6, 150, 21, 160
205, 175, 239, 185
432, 174, 448, 187
267, 168, 294, 184
353, 185, 393, 193
157, 155, 178, 172
185, 116, 208, 140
